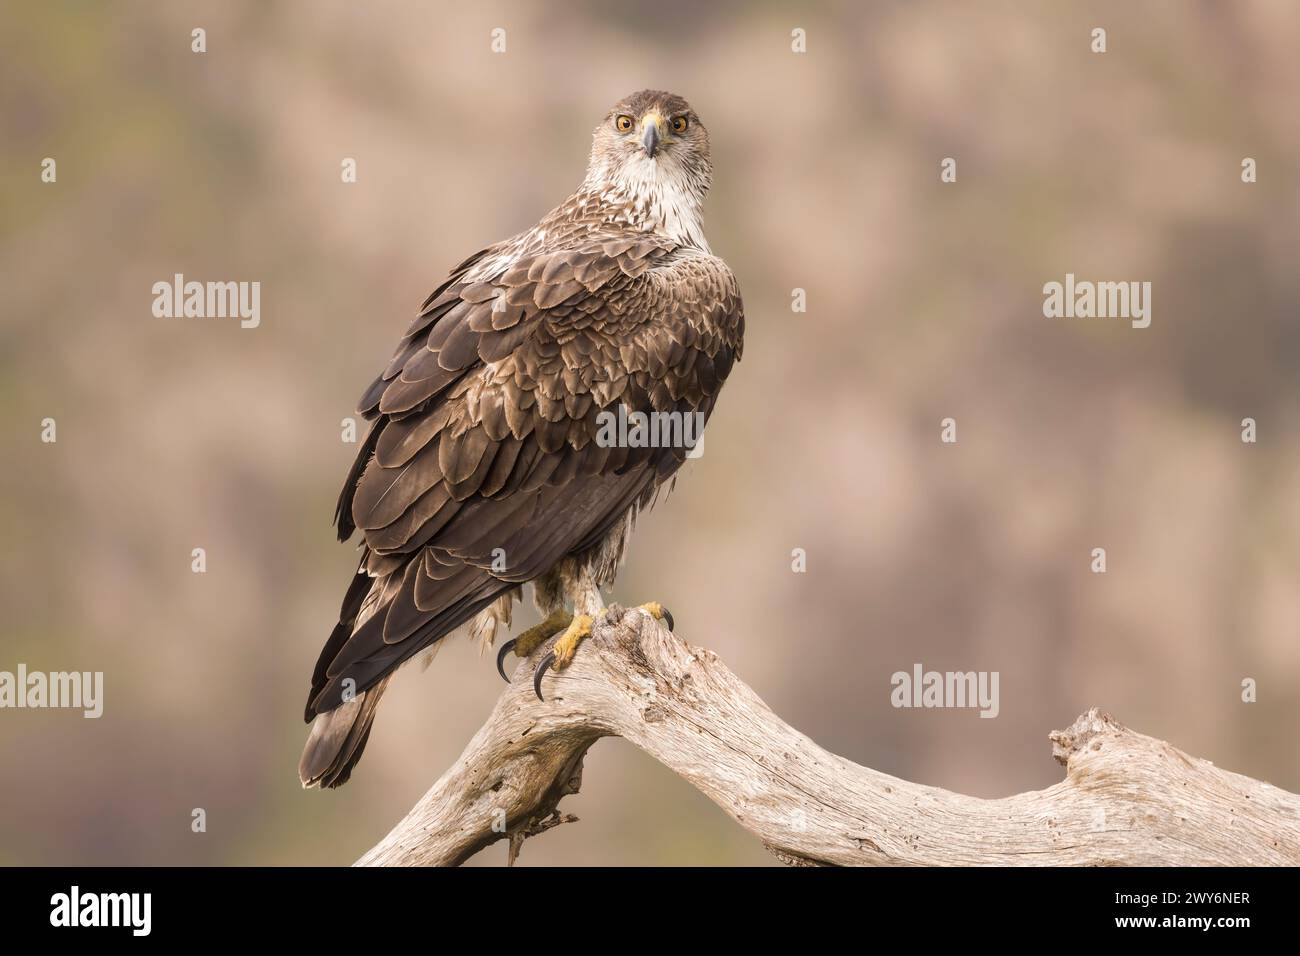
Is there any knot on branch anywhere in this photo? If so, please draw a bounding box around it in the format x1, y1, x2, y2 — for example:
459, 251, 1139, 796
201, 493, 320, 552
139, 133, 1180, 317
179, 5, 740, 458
1049, 707, 1123, 767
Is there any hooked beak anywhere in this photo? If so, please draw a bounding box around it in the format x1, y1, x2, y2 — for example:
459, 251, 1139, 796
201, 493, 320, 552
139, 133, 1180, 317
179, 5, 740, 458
641, 113, 663, 158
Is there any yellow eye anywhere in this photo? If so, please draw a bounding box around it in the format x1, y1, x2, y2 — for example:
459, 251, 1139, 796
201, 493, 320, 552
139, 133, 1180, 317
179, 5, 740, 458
671, 115, 689, 133
615, 115, 634, 132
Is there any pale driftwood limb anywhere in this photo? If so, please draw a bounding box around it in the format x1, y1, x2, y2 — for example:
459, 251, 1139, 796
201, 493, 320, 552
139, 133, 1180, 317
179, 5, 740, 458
356, 605, 1300, 867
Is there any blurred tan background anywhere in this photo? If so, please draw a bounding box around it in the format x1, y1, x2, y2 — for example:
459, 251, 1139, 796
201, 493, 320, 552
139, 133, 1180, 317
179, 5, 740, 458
2, 0, 1298, 866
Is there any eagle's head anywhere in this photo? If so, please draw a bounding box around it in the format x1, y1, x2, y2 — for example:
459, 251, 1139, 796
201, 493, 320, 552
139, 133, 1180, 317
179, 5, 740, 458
584, 90, 712, 240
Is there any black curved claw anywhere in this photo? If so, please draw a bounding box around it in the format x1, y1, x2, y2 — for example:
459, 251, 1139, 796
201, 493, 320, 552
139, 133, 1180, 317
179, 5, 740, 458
496, 639, 518, 682
533, 651, 556, 701
661, 607, 674, 632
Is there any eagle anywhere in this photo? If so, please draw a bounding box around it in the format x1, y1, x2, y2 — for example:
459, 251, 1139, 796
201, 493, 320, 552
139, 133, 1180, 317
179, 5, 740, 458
299, 90, 745, 788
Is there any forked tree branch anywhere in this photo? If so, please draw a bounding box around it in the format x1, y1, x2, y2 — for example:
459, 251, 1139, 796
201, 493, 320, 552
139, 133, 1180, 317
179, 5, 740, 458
355, 606, 1300, 867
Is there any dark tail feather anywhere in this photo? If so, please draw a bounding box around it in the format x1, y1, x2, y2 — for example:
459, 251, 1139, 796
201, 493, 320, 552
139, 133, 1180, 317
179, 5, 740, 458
305, 561, 375, 722
298, 676, 390, 789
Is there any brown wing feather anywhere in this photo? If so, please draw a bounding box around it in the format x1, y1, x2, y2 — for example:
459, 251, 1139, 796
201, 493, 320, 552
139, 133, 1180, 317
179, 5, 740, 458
306, 238, 743, 719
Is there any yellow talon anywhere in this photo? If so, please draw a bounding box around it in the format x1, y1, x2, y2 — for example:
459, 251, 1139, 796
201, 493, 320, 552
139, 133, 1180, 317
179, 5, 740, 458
497, 609, 571, 682
636, 601, 674, 631
549, 614, 593, 670
513, 609, 571, 657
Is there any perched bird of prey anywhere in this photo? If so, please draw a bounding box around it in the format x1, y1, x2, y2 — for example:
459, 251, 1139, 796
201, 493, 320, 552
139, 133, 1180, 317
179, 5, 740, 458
300, 90, 745, 788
